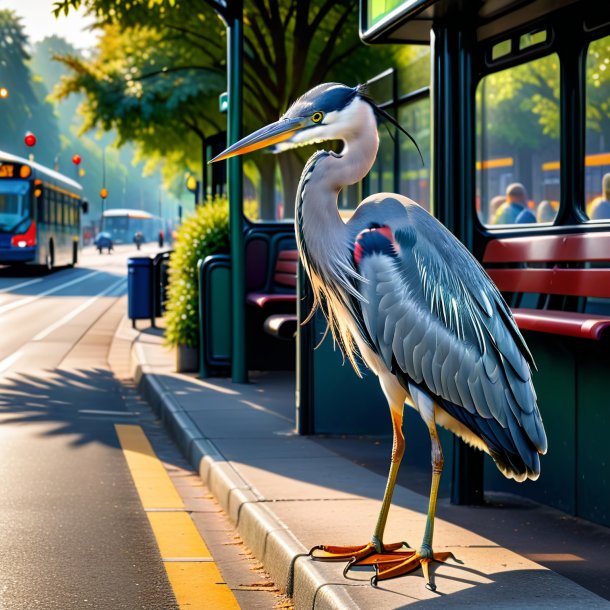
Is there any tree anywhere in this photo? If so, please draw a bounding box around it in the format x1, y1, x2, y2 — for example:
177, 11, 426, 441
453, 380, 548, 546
53, 0, 398, 218
0, 10, 61, 168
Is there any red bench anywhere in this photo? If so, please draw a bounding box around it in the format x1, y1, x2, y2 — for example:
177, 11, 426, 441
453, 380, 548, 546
246, 249, 298, 340
483, 232, 610, 340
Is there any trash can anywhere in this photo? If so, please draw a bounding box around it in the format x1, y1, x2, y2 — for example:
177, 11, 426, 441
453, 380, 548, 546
128, 256, 153, 327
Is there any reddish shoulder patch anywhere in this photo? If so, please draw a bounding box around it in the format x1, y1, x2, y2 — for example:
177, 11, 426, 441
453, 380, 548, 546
353, 225, 398, 267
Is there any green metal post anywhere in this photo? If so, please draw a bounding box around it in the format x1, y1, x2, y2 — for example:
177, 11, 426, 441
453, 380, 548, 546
431, 20, 482, 505
227, 1, 247, 383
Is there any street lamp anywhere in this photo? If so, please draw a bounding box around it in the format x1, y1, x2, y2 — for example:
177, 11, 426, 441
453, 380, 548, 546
0, 87, 8, 99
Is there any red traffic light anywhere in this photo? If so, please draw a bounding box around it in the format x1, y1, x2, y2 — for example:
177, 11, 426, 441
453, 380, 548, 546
100, 188, 108, 199
24, 132, 37, 147
72, 154, 81, 165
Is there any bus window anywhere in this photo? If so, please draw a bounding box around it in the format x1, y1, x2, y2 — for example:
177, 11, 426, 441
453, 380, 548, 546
476, 53, 560, 226
585, 34, 610, 222
0, 180, 31, 232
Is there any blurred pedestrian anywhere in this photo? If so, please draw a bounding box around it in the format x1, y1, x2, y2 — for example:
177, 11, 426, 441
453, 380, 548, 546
492, 182, 531, 224
589, 173, 610, 220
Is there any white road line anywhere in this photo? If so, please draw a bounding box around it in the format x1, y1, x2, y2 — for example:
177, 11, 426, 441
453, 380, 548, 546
78, 409, 140, 416
0, 271, 99, 316
0, 277, 43, 294
0, 351, 22, 374
33, 277, 126, 341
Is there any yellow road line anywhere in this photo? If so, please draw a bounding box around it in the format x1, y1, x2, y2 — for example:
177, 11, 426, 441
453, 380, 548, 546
147, 512, 211, 559
115, 424, 184, 509
115, 424, 240, 609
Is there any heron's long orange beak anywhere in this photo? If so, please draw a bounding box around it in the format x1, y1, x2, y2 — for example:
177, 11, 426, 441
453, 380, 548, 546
209, 117, 307, 163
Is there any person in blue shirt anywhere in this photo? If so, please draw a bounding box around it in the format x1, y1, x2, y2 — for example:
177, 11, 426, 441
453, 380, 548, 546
492, 182, 533, 224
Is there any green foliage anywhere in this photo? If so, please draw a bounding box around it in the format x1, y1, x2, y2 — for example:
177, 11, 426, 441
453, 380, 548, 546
0, 10, 61, 167
52, 0, 398, 211
164, 196, 229, 348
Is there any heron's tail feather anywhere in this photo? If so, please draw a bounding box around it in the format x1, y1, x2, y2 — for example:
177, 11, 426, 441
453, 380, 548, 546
437, 396, 542, 482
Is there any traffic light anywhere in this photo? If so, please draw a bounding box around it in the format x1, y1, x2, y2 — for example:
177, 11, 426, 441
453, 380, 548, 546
72, 154, 82, 165
100, 188, 108, 199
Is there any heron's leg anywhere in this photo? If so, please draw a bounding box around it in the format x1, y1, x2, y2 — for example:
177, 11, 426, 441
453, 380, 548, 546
420, 421, 443, 556
371, 407, 406, 552
368, 387, 454, 589
310, 384, 414, 564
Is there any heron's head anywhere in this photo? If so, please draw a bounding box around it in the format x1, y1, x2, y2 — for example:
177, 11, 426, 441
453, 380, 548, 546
210, 83, 381, 163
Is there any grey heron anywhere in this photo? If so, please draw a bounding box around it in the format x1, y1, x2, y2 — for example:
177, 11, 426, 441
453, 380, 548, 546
210, 83, 547, 590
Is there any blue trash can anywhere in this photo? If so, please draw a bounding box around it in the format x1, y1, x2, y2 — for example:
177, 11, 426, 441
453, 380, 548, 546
128, 256, 153, 327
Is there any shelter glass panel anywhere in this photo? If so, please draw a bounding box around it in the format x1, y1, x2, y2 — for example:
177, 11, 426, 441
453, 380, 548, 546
476, 53, 560, 227
399, 96, 430, 213
584, 34, 610, 222
369, 122, 395, 196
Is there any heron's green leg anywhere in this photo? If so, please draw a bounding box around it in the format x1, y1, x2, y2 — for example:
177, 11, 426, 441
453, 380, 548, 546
371, 407, 405, 552
420, 423, 444, 558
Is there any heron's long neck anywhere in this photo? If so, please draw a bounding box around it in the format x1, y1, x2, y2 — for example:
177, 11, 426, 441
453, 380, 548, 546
296, 103, 379, 271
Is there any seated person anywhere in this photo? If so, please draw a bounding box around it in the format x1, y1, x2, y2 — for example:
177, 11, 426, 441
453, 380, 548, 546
536, 200, 558, 223
487, 195, 506, 224
492, 182, 531, 225
589, 173, 610, 221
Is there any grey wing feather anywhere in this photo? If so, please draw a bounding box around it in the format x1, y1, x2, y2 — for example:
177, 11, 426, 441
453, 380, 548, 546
353, 201, 547, 476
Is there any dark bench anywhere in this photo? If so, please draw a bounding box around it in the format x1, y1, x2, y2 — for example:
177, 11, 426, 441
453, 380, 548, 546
483, 232, 610, 340
246, 249, 298, 340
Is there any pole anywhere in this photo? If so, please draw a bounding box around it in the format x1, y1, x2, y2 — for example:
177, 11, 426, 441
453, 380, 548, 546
227, 0, 247, 383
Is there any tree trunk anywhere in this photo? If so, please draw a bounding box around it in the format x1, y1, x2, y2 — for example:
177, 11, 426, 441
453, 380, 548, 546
256, 155, 276, 220
278, 152, 305, 219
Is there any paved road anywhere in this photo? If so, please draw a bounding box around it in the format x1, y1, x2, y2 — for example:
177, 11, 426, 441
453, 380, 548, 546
0, 245, 178, 610
0, 245, 290, 610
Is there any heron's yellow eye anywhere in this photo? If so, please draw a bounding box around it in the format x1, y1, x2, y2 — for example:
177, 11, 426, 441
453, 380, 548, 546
311, 111, 324, 123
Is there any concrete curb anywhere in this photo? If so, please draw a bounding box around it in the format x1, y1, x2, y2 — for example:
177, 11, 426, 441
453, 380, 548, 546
130, 341, 357, 610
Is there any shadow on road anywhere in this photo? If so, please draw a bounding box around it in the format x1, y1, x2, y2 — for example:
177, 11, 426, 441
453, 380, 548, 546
0, 367, 138, 447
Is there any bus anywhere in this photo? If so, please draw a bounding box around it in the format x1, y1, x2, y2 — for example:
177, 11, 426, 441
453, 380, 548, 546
101, 208, 166, 245
0, 151, 87, 269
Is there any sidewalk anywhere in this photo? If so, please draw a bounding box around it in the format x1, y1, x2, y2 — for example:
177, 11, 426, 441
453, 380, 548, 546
120, 316, 610, 609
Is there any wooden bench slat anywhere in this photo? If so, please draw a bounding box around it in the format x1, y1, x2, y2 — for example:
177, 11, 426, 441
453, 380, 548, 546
275, 260, 297, 274
512, 308, 610, 340
274, 273, 297, 288
264, 314, 298, 339
278, 249, 299, 261
484, 232, 610, 263
246, 293, 297, 308
487, 268, 610, 298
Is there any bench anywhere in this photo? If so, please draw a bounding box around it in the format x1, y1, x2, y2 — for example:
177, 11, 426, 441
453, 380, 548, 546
246, 249, 298, 340
483, 232, 610, 340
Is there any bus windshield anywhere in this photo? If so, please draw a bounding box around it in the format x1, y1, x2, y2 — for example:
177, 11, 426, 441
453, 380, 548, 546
0, 180, 31, 233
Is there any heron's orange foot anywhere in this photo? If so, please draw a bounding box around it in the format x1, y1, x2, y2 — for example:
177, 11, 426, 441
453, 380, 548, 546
357, 550, 456, 590
309, 541, 410, 564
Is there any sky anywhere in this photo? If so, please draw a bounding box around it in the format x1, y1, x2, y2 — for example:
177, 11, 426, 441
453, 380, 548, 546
0, 0, 98, 50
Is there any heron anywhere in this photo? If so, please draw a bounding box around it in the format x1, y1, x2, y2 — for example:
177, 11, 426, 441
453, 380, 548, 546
210, 83, 547, 590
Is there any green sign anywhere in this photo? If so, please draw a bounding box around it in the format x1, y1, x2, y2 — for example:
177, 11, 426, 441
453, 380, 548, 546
367, 0, 413, 29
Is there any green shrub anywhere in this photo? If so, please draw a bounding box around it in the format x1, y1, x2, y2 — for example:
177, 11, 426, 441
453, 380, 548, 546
164, 196, 229, 348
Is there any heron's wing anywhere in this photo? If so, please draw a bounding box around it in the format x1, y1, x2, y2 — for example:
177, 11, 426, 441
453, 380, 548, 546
351, 202, 546, 479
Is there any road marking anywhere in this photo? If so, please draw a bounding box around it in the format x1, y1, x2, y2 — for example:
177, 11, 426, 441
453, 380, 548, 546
0, 277, 43, 294
115, 424, 184, 510
0, 350, 22, 374
115, 424, 240, 609
32, 277, 126, 341
78, 409, 140, 416
0, 270, 99, 316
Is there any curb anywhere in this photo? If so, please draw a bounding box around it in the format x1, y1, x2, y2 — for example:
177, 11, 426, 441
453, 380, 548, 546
131, 341, 358, 610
